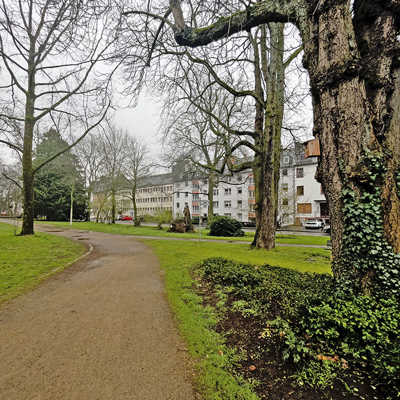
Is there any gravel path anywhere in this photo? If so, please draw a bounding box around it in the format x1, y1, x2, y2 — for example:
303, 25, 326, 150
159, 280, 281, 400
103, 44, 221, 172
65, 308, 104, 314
0, 226, 197, 400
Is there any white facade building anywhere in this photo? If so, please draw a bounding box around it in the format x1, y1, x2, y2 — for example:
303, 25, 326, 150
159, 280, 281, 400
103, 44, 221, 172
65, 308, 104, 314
279, 142, 328, 226
92, 142, 327, 225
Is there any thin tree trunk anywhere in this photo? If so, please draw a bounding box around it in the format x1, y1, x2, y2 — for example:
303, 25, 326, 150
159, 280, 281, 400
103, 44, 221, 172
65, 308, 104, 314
111, 188, 116, 224
132, 185, 140, 226
69, 183, 74, 225
207, 172, 215, 220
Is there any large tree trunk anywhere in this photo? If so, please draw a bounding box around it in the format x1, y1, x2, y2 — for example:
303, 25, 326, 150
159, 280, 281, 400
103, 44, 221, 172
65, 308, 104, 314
21, 99, 35, 235
303, 2, 400, 295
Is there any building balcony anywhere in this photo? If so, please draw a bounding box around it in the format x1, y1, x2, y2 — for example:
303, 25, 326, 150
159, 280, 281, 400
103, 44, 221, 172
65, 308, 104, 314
248, 199, 256, 205
248, 212, 256, 219
248, 185, 255, 191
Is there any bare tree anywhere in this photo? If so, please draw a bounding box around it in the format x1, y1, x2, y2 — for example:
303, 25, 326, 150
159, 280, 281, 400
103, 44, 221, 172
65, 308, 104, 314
122, 1, 304, 249
162, 80, 245, 219
123, 136, 151, 226
74, 132, 105, 221
166, 1, 400, 296
0, 0, 119, 235
99, 123, 129, 224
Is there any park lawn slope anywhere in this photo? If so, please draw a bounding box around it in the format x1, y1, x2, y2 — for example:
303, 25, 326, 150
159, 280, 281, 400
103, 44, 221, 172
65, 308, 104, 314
37, 221, 329, 246
0, 222, 86, 303
144, 239, 331, 399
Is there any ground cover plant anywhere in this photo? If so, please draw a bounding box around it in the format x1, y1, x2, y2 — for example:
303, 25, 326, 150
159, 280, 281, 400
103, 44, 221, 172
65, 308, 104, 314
194, 258, 400, 400
37, 221, 330, 246
0, 222, 85, 303
145, 239, 331, 399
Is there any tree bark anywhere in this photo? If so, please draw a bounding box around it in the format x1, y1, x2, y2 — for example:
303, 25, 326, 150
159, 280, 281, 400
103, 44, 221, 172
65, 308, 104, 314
207, 172, 215, 220
21, 63, 36, 235
252, 23, 285, 249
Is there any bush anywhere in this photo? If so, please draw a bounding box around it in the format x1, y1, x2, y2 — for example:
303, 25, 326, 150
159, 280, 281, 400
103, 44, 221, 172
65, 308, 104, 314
208, 216, 244, 237
195, 257, 400, 399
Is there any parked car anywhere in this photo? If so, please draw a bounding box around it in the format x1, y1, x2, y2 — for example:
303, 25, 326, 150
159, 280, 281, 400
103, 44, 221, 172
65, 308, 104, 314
322, 224, 331, 234
119, 215, 133, 221
304, 219, 324, 229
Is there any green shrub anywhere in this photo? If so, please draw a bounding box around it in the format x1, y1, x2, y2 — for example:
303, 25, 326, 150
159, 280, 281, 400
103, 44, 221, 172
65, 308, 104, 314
195, 257, 400, 398
208, 216, 244, 237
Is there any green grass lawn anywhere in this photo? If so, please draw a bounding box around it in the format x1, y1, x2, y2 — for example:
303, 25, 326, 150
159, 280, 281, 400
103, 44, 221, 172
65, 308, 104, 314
142, 239, 331, 399
0, 222, 86, 304
37, 221, 330, 246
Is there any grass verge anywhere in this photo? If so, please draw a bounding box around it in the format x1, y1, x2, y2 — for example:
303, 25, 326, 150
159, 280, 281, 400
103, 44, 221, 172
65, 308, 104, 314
0, 222, 86, 304
37, 221, 330, 246
144, 239, 331, 399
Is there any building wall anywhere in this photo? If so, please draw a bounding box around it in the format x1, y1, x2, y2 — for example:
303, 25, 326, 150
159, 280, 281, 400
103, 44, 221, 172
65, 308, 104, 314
92, 143, 327, 225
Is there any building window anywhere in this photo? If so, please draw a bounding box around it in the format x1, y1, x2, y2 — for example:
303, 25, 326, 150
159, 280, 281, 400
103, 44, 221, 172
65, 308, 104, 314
282, 169, 288, 176
185, 192, 188, 197
238, 213, 242, 220
296, 186, 304, 196
282, 198, 289, 206
249, 190, 255, 198
193, 194, 200, 200
297, 203, 312, 214
213, 201, 219, 208
237, 187, 242, 194
176, 203, 180, 209
237, 200, 242, 208
296, 168, 304, 178
213, 189, 219, 196
224, 188, 231, 195
224, 213, 231, 217
282, 183, 288, 192
193, 205, 200, 212
185, 181, 188, 187
283, 156, 290, 165
176, 192, 180, 198
224, 200, 231, 208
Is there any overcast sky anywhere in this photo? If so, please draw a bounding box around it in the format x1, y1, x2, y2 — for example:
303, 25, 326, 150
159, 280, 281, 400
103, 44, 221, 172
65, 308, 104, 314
114, 92, 164, 161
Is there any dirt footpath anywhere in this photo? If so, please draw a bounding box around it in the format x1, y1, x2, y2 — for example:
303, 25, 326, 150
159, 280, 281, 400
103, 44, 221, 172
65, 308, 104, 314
0, 226, 197, 400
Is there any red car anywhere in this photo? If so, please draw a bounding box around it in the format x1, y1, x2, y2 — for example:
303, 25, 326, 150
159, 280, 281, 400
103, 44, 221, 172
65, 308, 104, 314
119, 215, 133, 221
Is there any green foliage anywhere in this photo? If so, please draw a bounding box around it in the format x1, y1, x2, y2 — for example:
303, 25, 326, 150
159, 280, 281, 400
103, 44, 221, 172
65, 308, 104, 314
277, 295, 400, 398
154, 209, 173, 228
339, 151, 400, 298
195, 257, 400, 398
197, 257, 333, 320
33, 129, 87, 221
209, 216, 244, 237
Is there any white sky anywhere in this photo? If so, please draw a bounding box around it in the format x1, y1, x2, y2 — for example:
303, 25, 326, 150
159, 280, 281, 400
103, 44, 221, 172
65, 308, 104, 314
114, 92, 164, 161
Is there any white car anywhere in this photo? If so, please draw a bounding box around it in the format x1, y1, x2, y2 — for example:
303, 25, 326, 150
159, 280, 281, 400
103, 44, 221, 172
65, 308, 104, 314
304, 219, 324, 229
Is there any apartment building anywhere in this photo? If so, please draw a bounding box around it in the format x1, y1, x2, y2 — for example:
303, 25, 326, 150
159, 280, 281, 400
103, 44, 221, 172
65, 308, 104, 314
172, 172, 253, 222
279, 142, 328, 226
135, 174, 174, 216
92, 141, 327, 225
